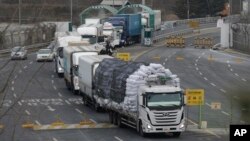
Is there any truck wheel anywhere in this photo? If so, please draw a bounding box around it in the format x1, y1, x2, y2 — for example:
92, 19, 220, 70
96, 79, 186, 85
117, 114, 124, 128
109, 112, 113, 124
94, 101, 100, 112
113, 113, 118, 125
58, 73, 63, 78
139, 121, 147, 137
172, 132, 181, 137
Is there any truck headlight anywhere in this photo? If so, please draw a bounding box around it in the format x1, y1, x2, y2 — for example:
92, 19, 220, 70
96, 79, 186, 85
147, 124, 152, 129
180, 123, 185, 129
58, 67, 63, 71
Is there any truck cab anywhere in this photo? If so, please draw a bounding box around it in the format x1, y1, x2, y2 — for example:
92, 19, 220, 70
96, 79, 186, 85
137, 85, 185, 136
103, 22, 122, 48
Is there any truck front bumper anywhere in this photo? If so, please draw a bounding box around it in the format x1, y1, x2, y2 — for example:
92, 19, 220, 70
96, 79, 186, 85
142, 120, 185, 133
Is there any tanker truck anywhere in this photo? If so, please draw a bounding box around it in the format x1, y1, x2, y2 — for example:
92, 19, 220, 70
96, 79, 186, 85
78, 56, 185, 137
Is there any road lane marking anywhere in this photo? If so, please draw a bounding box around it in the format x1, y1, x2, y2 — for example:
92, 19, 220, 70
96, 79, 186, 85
58, 93, 62, 97
14, 75, 17, 79
52, 138, 58, 141
25, 110, 31, 115
227, 60, 230, 63
114, 136, 123, 141
29, 61, 33, 65
222, 111, 230, 116
19, 70, 22, 73
47, 106, 55, 111
199, 72, 203, 75
51, 80, 54, 84
204, 77, 208, 81
65, 100, 71, 105
242, 78, 247, 82
202, 52, 205, 55
90, 119, 97, 124
230, 68, 233, 72
195, 63, 197, 66
51, 75, 54, 78
53, 86, 57, 90
198, 56, 201, 59
195, 59, 198, 62
11, 87, 14, 91
18, 101, 22, 106
235, 73, 239, 77
13, 93, 17, 98
210, 83, 216, 87
165, 58, 168, 61
23, 66, 27, 69
228, 64, 231, 67
187, 119, 198, 126
163, 62, 165, 65
75, 108, 83, 114
204, 129, 221, 139
196, 67, 199, 71
12, 81, 14, 85
206, 102, 211, 107
220, 89, 227, 93
35, 120, 41, 126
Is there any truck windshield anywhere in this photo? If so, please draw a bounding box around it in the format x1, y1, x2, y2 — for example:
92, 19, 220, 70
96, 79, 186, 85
146, 92, 182, 110
81, 35, 97, 44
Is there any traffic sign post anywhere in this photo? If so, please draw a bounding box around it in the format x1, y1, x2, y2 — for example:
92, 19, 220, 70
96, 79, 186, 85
185, 89, 205, 129
116, 53, 131, 61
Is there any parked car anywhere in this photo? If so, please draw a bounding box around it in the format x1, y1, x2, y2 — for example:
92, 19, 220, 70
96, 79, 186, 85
10, 46, 28, 60
36, 49, 54, 62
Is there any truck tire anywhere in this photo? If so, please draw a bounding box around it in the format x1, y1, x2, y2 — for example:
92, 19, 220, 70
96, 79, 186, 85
109, 112, 113, 124
172, 132, 181, 137
117, 114, 124, 128
139, 121, 147, 137
58, 73, 63, 78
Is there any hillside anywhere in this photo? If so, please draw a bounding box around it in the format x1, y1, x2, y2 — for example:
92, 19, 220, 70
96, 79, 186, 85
0, 0, 178, 25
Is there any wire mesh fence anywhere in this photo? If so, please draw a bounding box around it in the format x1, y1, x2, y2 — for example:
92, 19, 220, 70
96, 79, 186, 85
0, 23, 56, 50
232, 23, 250, 54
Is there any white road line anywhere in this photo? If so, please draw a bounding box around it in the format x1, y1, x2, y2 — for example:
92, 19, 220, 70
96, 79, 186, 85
53, 86, 57, 90
220, 89, 227, 93
198, 56, 201, 59
195, 59, 198, 62
24, 66, 27, 69
29, 61, 33, 65
75, 108, 83, 114
187, 119, 198, 126
227, 64, 231, 67
52, 138, 58, 141
18, 101, 22, 106
11, 81, 14, 85
14, 75, 17, 79
65, 100, 71, 105
25, 110, 31, 115
58, 93, 62, 97
13, 93, 17, 98
163, 62, 165, 65
199, 72, 203, 75
51, 80, 54, 84
165, 58, 168, 61
210, 83, 216, 87
230, 68, 233, 72
114, 136, 123, 141
47, 106, 55, 111
195, 63, 197, 66
206, 102, 211, 107
19, 70, 22, 73
222, 111, 230, 116
204, 77, 208, 81
90, 119, 97, 124
196, 67, 199, 71
202, 52, 205, 55
11, 87, 14, 91
235, 73, 239, 77
35, 120, 41, 126
51, 75, 54, 78
227, 60, 230, 63
242, 78, 247, 82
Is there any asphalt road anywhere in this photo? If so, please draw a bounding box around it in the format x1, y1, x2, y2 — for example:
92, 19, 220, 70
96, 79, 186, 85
1, 27, 249, 141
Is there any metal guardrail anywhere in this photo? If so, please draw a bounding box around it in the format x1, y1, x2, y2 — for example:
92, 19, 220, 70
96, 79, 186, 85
0, 42, 50, 57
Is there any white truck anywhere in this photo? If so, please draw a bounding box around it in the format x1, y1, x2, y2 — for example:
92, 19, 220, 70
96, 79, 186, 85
63, 44, 104, 94
78, 57, 185, 137
103, 22, 121, 48
77, 23, 105, 45
54, 35, 82, 77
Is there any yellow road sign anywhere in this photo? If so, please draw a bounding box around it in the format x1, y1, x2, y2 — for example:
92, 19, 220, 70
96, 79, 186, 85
211, 102, 221, 110
188, 20, 200, 29
116, 53, 131, 61
186, 89, 204, 106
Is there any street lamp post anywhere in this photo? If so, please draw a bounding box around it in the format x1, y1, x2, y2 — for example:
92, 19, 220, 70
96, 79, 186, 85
19, 0, 22, 25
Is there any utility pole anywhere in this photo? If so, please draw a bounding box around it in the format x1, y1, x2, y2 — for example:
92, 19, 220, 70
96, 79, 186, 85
187, 0, 190, 19
19, 0, 22, 25
70, 0, 73, 24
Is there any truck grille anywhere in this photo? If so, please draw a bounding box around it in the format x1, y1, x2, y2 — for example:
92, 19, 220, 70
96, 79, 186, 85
152, 111, 178, 124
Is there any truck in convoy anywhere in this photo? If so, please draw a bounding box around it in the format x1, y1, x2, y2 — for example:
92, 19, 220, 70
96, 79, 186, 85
78, 56, 185, 137
55, 35, 82, 77
77, 23, 105, 45
63, 43, 105, 94
141, 10, 161, 31
108, 14, 141, 46
102, 22, 121, 48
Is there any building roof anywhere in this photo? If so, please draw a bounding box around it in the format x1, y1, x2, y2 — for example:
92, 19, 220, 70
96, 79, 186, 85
101, 0, 130, 6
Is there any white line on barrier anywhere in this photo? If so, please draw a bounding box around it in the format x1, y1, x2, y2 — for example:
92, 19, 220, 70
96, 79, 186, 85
235, 73, 239, 77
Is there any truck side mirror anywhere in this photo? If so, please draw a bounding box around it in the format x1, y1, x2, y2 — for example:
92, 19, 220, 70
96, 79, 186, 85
183, 92, 187, 106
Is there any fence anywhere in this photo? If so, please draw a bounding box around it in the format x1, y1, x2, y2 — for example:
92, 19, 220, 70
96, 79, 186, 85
0, 23, 56, 50
232, 24, 250, 54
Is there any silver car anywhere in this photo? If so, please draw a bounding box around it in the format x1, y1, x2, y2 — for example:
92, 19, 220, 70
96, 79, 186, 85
36, 49, 54, 62
10, 46, 28, 60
